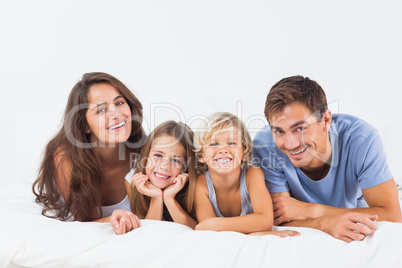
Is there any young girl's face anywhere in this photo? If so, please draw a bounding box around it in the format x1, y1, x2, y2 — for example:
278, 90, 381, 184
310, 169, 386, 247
146, 135, 186, 189
199, 128, 246, 174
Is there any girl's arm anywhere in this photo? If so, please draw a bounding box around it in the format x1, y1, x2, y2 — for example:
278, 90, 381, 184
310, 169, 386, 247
196, 167, 273, 233
131, 173, 164, 220
145, 196, 164, 220
163, 174, 197, 228
193, 173, 219, 222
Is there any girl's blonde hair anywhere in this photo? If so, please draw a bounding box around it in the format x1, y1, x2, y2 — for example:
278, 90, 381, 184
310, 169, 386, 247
130, 121, 196, 220
193, 112, 252, 173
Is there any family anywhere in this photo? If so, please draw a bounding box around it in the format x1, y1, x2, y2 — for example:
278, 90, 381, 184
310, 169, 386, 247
32, 72, 402, 243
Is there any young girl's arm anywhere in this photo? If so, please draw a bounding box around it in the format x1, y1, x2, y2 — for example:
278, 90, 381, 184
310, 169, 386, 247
131, 173, 164, 220
196, 167, 273, 233
163, 173, 197, 229
194, 173, 220, 223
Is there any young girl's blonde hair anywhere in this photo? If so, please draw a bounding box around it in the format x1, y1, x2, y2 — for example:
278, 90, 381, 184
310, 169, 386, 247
193, 112, 252, 173
130, 121, 196, 220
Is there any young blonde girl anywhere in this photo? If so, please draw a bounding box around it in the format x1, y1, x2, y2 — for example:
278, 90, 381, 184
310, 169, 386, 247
125, 121, 197, 229
194, 112, 299, 237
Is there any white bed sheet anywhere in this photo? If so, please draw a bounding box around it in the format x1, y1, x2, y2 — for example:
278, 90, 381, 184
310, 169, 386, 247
1, 180, 402, 268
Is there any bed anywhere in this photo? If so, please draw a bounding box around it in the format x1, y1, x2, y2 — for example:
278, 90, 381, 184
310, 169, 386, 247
1, 180, 402, 268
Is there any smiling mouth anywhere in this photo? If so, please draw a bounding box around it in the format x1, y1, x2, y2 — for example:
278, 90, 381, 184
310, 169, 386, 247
289, 147, 307, 155
108, 121, 126, 130
214, 157, 232, 163
154, 172, 170, 180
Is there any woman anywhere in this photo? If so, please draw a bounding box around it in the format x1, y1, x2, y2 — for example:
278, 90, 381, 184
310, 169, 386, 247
33, 72, 146, 232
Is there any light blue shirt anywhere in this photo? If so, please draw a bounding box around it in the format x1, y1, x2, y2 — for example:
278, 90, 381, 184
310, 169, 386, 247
252, 114, 393, 208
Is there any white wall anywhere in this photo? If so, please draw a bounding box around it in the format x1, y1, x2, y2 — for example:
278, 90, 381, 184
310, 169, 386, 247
1, 0, 401, 186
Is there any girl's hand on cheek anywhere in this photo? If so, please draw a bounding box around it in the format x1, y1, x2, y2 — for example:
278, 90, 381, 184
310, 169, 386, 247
132, 173, 162, 198
163, 173, 189, 200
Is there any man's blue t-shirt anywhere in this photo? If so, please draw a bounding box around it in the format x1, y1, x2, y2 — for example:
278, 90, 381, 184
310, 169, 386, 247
252, 114, 393, 208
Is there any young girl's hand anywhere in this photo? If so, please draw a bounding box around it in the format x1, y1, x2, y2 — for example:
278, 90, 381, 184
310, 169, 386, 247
111, 209, 141, 235
132, 173, 162, 198
163, 173, 189, 200
248, 230, 300, 237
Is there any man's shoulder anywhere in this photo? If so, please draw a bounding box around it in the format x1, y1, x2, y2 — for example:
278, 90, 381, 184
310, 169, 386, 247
332, 114, 377, 139
253, 124, 273, 145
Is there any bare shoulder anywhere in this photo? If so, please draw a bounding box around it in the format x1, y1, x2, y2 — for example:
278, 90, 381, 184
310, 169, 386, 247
245, 166, 265, 187
195, 173, 209, 197
196, 173, 207, 188
53, 146, 70, 167
245, 165, 264, 178
53, 146, 72, 197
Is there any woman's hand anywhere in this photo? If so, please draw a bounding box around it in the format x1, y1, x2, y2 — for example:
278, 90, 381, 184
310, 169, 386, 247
111, 209, 141, 235
132, 173, 162, 198
163, 173, 189, 201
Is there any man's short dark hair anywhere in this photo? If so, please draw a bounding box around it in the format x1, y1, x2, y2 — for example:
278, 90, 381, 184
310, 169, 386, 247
264, 75, 328, 123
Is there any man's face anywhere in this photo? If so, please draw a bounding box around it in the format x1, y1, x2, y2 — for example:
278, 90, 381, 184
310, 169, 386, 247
269, 102, 332, 170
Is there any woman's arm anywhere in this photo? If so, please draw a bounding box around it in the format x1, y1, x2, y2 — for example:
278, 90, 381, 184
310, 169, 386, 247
56, 151, 139, 229
54, 149, 130, 222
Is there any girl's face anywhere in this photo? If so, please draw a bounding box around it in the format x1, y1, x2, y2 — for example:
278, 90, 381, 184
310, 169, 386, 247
146, 135, 186, 189
86, 83, 132, 145
199, 129, 246, 175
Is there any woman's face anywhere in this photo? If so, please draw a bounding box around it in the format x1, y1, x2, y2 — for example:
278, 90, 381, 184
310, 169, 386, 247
85, 83, 132, 146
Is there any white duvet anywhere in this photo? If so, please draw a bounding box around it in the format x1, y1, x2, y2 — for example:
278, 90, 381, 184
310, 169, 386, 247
1, 180, 402, 268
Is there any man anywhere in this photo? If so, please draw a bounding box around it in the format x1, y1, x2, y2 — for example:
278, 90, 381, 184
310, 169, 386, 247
253, 75, 402, 242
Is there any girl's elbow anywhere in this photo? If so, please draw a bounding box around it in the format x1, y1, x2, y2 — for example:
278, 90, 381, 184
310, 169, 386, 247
260, 216, 273, 231
391, 212, 402, 223
264, 221, 273, 231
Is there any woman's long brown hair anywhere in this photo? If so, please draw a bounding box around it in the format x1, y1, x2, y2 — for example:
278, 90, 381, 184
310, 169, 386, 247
32, 72, 146, 221
130, 121, 197, 220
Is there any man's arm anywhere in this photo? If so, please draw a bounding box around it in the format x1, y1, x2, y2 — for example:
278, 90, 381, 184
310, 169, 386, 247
272, 179, 402, 242
272, 192, 378, 242
272, 179, 402, 225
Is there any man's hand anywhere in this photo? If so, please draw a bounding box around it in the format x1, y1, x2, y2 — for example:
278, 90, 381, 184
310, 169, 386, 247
273, 195, 313, 225
319, 212, 378, 242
